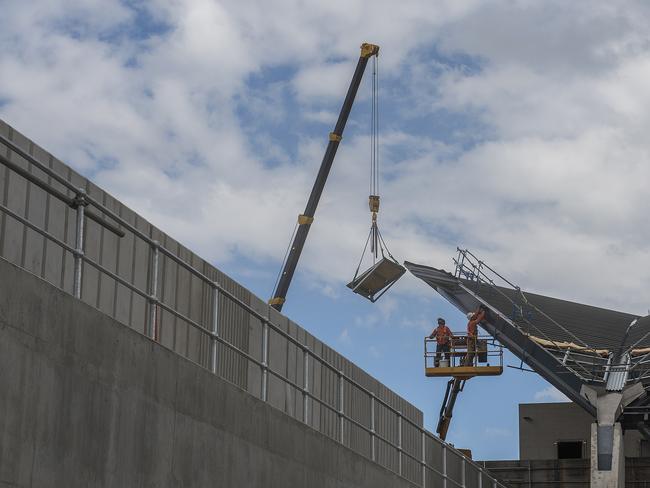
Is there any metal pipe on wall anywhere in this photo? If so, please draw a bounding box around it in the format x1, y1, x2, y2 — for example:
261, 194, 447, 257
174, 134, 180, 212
261, 321, 269, 402
210, 283, 220, 374
303, 348, 310, 425
339, 371, 345, 444
371, 393, 376, 462
443, 445, 448, 488
147, 242, 159, 340
398, 412, 403, 475
421, 431, 426, 488
73, 190, 86, 299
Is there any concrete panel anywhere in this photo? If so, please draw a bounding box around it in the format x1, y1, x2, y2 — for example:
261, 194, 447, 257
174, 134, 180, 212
0, 257, 419, 488
247, 295, 266, 400
446, 449, 464, 486
41, 154, 69, 289
21, 155, 48, 278
267, 316, 289, 412
95, 193, 120, 316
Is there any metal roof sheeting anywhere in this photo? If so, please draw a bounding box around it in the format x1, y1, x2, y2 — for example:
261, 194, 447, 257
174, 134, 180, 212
405, 261, 646, 352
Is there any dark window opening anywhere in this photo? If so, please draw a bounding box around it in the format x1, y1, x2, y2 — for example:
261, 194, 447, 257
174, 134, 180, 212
641, 440, 650, 457
557, 441, 583, 459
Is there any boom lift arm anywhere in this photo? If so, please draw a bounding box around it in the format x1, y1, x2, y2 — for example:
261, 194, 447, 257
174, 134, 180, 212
269, 43, 380, 312
437, 377, 465, 440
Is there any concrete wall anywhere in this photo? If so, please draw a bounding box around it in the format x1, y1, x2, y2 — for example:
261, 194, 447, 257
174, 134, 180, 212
0, 256, 417, 488
0, 119, 423, 482
519, 402, 646, 460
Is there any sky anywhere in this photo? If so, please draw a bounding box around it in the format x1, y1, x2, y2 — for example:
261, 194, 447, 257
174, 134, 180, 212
2, 0, 650, 461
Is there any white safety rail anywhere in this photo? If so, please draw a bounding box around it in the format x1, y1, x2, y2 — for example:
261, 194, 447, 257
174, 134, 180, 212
0, 125, 508, 488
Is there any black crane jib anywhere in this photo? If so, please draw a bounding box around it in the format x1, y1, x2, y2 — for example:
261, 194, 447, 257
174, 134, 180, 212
269, 43, 380, 312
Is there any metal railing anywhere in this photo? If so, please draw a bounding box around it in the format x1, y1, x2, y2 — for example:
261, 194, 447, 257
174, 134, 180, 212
453, 248, 610, 384
424, 334, 503, 370
0, 132, 508, 488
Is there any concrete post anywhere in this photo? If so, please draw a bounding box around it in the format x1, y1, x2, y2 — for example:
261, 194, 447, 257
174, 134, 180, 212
581, 383, 645, 488
591, 422, 625, 487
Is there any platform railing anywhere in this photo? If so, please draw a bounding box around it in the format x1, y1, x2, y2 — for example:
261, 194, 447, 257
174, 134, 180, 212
425, 334, 504, 370
0, 132, 508, 488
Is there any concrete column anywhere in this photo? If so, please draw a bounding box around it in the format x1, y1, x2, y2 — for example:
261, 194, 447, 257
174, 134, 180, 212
582, 383, 645, 488
590, 422, 625, 487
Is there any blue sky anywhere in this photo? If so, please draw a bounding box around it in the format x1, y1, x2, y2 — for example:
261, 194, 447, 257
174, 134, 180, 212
2, 0, 650, 460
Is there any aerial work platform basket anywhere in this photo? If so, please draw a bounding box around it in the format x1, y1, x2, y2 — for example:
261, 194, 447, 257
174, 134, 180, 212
424, 334, 503, 379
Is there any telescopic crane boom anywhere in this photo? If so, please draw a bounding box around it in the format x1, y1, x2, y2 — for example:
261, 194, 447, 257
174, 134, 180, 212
269, 43, 380, 312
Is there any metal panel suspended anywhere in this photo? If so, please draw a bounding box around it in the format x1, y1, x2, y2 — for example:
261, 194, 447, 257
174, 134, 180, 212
347, 256, 406, 303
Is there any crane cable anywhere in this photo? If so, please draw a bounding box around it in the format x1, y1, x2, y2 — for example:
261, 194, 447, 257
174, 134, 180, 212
352, 56, 398, 281
369, 54, 380, 262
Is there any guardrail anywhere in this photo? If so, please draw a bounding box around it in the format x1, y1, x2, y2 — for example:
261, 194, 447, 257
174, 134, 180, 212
425, 334, 503, 370
0, 131, 508, 488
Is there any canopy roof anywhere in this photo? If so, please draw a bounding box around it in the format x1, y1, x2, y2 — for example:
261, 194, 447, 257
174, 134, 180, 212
405, 250, 650, 425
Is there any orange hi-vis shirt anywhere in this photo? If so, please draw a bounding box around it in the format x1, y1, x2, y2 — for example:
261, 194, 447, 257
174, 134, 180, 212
467, 310, 485, 337
434, 325, 452, 345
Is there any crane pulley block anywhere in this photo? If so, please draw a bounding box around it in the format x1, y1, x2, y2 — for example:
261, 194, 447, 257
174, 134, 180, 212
368, 195, 380, 213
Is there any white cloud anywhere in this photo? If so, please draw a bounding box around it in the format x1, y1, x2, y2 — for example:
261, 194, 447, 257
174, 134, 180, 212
534, 386, 570, 403
303, 110, 337, 124
2, 0, 650, 317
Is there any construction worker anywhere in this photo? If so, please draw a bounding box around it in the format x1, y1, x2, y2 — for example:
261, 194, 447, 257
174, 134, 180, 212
429, 317, 453, 367
465, 305, 487, 366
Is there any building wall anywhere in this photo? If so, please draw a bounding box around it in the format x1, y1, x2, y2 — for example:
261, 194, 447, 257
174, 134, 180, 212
519, 402, 646, 460
0, 119, 424, 481
0, 257, 418, 488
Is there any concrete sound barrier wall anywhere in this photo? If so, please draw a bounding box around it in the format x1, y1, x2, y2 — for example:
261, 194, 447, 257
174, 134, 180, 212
0, 119, 505, 488
0, 256, 416, 488
0, 119, 423, 482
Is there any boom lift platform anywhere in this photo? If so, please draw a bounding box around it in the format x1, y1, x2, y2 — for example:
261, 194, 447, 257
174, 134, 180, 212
424, 334, 503, 440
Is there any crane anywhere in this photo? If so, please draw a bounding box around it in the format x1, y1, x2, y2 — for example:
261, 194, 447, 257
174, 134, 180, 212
269, 43, 380, 312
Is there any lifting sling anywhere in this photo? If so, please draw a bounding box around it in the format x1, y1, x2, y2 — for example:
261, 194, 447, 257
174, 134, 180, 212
347, 54, 405, 303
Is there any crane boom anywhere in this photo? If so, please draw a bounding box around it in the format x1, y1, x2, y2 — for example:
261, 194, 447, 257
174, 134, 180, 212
269, 43, 380, 312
